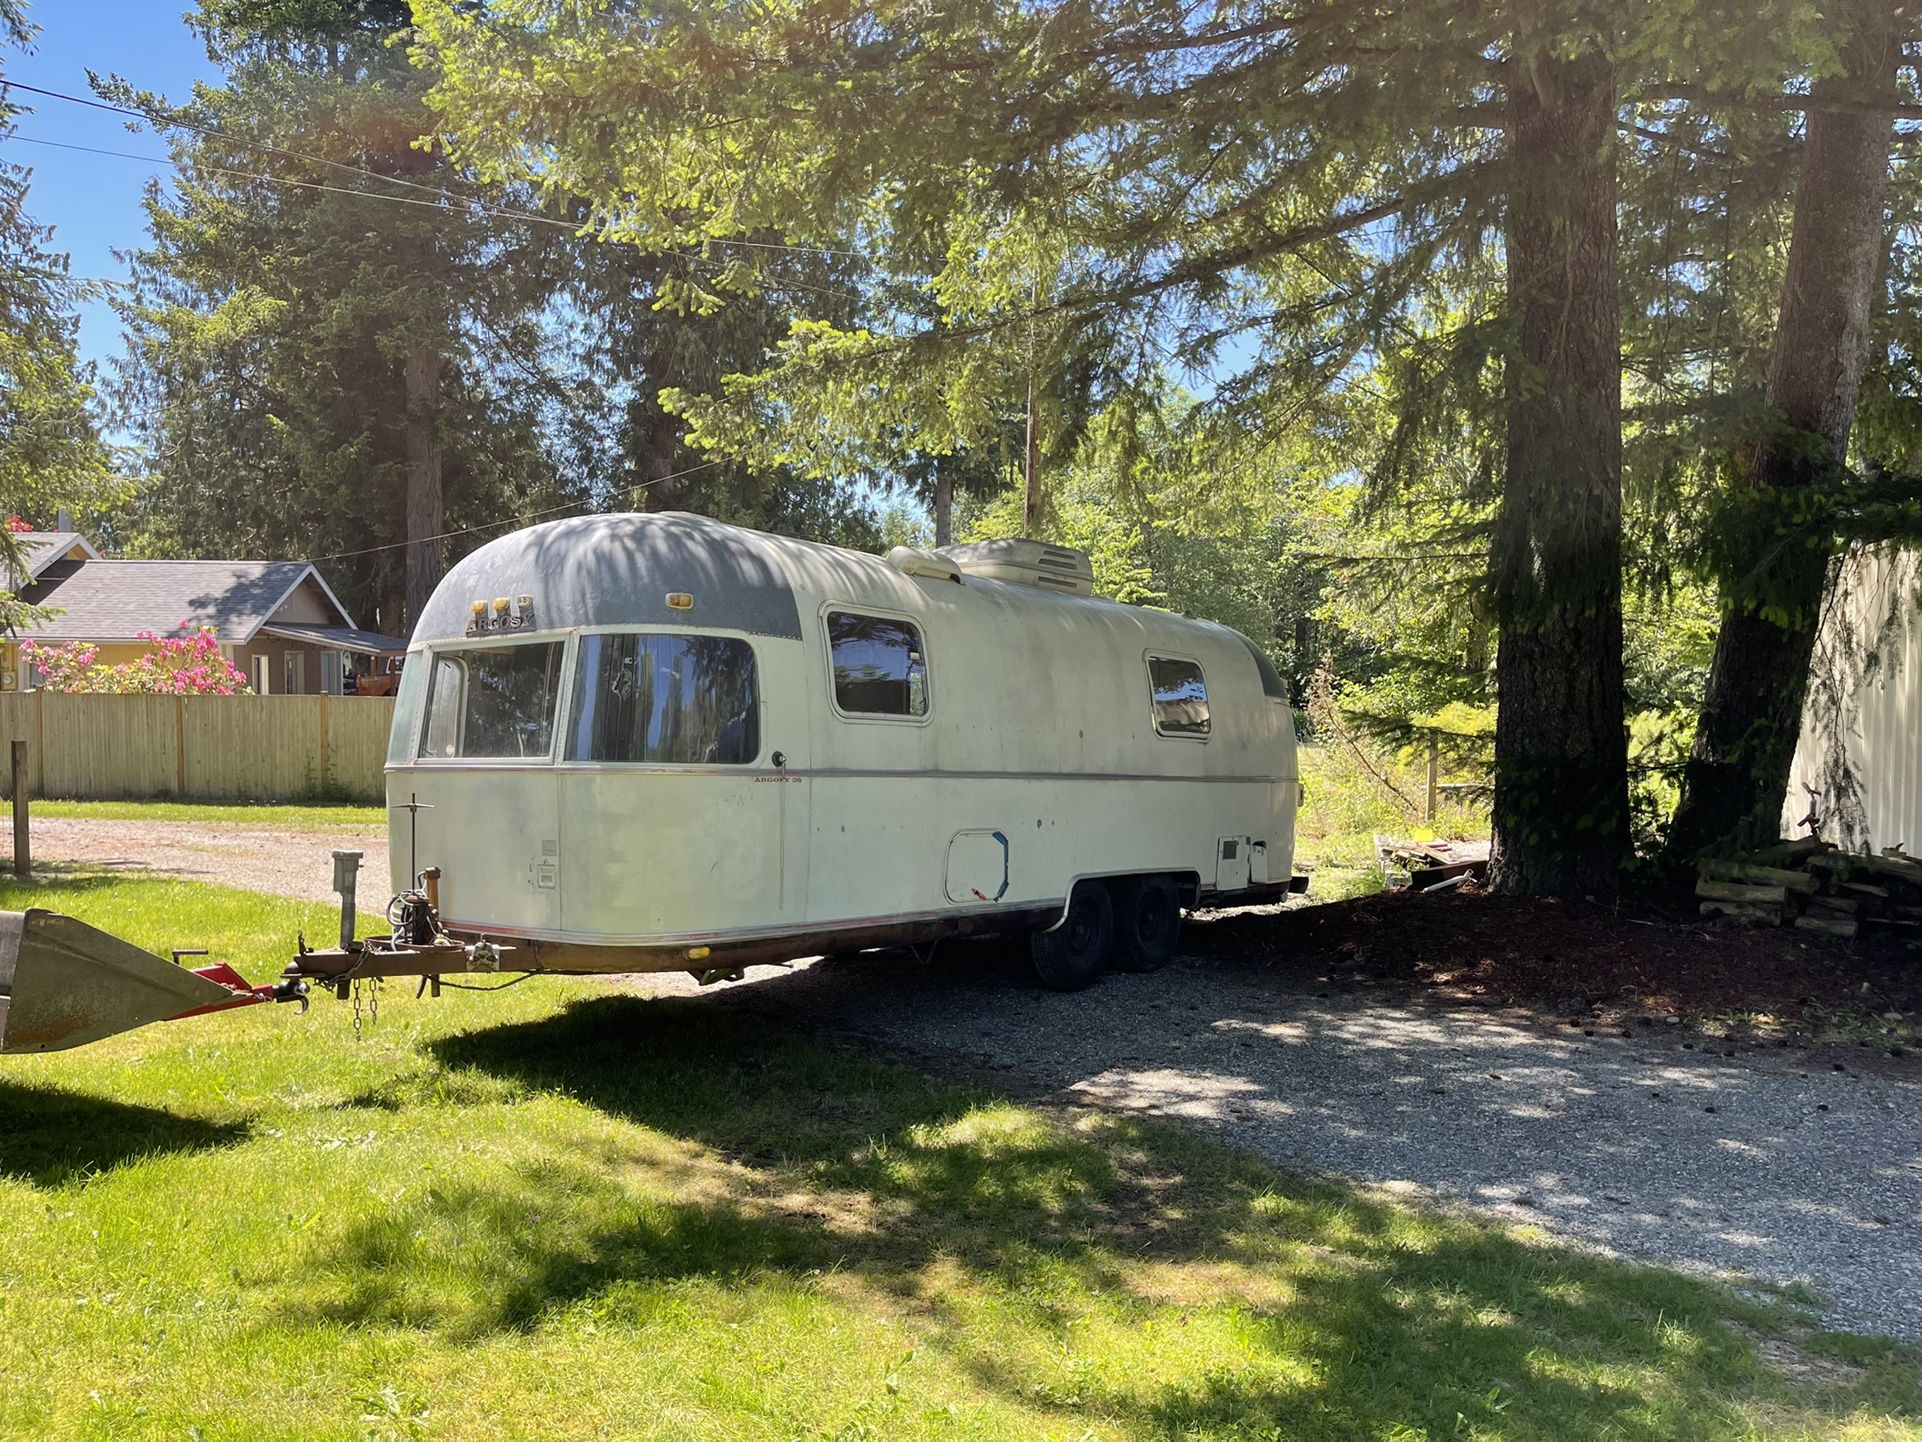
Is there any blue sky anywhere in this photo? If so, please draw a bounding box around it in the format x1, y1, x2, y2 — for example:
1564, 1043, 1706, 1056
4, 2, 218, 372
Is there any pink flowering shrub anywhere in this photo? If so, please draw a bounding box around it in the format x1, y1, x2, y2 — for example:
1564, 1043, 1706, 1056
23, 625, 253, 695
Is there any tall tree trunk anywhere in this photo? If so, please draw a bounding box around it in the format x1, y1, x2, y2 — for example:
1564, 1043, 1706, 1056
637, 372, 687, 512
1489, 50, 1628, 898
1666, 4, 1900, 861
933, 465, 953, 547
403, 345, 446, 629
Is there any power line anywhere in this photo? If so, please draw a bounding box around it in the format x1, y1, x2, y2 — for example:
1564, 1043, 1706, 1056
3, 76, 871, 264
3, 76, 510, 208
4, 131, 588, 232
8, 132, 869, 306
298, 459, 727, 565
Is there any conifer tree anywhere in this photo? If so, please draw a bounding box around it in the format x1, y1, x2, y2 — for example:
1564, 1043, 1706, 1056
0, 0, 116, 548
1667, 0, 1909, 858
415, 0, 1842, 891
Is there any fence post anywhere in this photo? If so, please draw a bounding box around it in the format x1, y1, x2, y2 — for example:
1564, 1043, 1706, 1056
318, 692, 331, 796
12, 738, 29, 878
1425, 734, 1439, 823
175, 693, 187, 796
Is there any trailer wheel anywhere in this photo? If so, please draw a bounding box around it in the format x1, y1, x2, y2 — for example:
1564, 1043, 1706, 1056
1030, 880, 1113, 991
1110, 876, 1182, 972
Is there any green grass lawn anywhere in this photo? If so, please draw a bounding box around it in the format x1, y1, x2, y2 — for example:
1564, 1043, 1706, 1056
7, 798, 386, 831
1, 875, 1916, 1442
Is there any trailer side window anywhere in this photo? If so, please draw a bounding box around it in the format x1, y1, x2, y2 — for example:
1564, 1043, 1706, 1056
1148, 656, 1210, 738
419, 641, 564, 759
827, 611, 928, 717
567, 633, 759, 765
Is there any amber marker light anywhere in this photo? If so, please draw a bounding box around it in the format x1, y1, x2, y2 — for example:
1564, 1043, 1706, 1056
666, 592, 695, 611
685, 945, 711, 961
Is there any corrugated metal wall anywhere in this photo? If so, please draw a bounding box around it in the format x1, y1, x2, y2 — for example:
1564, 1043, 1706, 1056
1786, 549, 1922, 852
0, 693, 394, 802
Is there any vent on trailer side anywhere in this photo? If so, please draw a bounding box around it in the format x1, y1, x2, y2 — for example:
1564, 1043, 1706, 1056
937, 539, 1095, 597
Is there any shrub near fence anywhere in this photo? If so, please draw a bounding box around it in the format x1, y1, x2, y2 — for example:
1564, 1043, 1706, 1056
0, 692, 395, 802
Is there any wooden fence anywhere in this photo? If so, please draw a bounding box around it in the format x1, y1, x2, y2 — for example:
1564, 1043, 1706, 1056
0, 692, 395, 802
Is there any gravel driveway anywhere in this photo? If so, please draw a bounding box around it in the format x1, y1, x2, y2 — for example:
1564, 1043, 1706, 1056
26, 818, 387, 904
671, 926, 1922, 1342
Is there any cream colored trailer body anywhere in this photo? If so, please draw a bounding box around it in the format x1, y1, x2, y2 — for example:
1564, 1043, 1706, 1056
384, 514, 1298, 979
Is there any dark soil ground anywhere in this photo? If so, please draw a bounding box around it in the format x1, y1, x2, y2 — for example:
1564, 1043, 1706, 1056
1192, 888, 1922, 1049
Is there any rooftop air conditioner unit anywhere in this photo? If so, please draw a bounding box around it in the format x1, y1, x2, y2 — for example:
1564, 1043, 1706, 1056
936, 538, 1095, 597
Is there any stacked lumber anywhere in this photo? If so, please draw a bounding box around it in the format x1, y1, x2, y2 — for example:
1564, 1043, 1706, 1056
1695, 838, 1922, 941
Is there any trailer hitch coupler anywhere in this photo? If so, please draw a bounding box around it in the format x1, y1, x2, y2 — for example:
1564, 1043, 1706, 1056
332, 850, 364, 952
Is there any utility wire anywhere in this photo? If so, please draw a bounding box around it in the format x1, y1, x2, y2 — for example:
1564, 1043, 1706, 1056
4, 76, 516, 207
297, 458, 726, 565
7, 132, 870, 308
2, 76, 871, 264
4, 131, 589, 232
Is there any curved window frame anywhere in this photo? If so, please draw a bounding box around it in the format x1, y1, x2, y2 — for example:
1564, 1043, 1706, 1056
821, 605, 935, 725
1145, 651, 1211, 741
411, 633, 573, 765
561, 626, 764, 768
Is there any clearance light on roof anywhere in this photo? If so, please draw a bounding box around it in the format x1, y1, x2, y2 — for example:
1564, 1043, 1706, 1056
465, 594, 537, 636
665, 592, 695, 611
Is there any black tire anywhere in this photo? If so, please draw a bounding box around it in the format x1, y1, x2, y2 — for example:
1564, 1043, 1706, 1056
1110, 876, 1182, 972
1030, 880, 1114, 991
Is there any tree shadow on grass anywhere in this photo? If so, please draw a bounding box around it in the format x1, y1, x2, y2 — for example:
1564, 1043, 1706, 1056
0, 1080, 247, 1187
285, 994, 1921, 1439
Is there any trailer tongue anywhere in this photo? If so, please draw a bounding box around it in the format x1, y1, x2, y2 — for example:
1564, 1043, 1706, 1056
0, 852, 522, 1056
0, 908, 307, 1054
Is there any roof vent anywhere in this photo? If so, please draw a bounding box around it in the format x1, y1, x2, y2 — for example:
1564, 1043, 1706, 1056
885, 546, 965, 584
937, 538, 1094, 597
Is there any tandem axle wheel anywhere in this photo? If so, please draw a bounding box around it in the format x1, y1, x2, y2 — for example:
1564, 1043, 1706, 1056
1030, 875, 1185, 991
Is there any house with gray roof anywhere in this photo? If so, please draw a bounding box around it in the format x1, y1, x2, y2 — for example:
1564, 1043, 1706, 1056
4, 533, 407, 695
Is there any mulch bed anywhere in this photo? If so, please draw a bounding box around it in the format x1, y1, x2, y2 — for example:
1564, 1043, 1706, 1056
1192, 888, 1922, 1041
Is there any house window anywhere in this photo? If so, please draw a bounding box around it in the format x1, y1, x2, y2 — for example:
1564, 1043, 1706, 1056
419, 641, 565, 759
567, 633, 759, 765
1147, 656, 1209, 737
283, 652, 305, 695
827, 611, 928, 717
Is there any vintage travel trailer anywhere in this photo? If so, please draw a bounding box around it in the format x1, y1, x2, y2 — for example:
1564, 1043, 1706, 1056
385, 512, 1302, 989
0, 513, 1301, 1054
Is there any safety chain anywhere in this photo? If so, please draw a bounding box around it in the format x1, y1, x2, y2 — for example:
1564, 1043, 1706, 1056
349, 977, 383, 1042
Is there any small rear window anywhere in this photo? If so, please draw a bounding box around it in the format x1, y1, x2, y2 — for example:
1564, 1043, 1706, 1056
1148, 656, 1209, 737
828, 611, 929, 717
568, 632, 759, 764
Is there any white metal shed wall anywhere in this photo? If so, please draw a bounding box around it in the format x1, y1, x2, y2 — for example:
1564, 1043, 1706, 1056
1785, 548, 1922, 851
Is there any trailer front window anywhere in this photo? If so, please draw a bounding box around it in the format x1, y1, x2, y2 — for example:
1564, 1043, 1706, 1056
419, 641, 564, 759
567, 633, 759, 765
